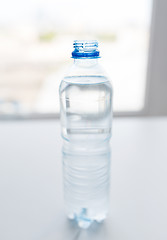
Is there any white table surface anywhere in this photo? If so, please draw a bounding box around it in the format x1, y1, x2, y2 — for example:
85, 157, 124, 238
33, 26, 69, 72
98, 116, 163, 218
0, 118, 167, 240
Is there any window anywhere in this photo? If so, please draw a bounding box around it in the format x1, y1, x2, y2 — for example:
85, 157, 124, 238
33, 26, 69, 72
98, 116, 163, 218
0, 0, 152, 117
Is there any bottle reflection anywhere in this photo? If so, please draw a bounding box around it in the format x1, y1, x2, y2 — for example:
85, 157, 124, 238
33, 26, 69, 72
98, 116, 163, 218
62, 143, 111, 229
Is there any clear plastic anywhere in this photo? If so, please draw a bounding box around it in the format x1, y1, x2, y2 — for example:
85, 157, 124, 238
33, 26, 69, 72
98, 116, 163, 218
63, 143, 111, 229
59, 58, 112, 149
59, 40, 112, 228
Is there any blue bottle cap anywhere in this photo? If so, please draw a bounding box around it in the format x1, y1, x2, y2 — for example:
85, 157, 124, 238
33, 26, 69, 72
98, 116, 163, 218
72, 40, 100, 59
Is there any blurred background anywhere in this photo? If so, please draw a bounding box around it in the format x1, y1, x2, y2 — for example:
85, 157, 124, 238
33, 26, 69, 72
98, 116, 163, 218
0, 0, 166, 119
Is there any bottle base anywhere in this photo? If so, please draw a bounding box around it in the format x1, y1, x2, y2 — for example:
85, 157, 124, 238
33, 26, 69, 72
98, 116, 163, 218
67, 208, 107, 229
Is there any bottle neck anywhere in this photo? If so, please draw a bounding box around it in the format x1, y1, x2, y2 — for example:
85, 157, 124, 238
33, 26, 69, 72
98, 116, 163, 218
73, 58, 98, 67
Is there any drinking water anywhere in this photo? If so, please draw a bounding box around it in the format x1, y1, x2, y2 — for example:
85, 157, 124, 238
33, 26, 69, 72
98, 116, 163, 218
60, 76, 112, 147
59, 40, 112, 228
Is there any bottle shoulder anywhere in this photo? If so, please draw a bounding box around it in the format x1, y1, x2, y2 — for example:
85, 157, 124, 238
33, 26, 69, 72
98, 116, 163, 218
64, 60, 107, 78
59, 60, 112, 92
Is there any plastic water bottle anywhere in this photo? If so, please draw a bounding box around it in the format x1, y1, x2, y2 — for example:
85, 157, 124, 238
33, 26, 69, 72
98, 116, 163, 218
59, 40, 112, 228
